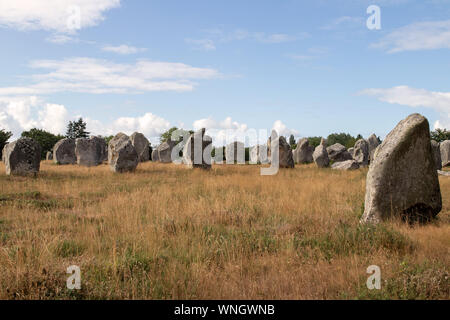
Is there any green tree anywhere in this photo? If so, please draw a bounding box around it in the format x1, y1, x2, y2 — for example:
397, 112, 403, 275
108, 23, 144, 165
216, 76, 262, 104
288, 134, 296, 149
66, 118, 90, 139
0, 129, 13, 158
307, 136, 323, 148
160, 127, 193, 143
326, 133, 358, 149
431, 128, 450, 143
21, 128, 64, 159
103, 135, 114, 145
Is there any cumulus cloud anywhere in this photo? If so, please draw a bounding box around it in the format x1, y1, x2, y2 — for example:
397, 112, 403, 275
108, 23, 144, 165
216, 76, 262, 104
193, 117, 255, 145
372, 20, 450, 53
272, 120, 299, 137
0, 96, 69, 137
102, 45, 147, 55
0, 0, 120, 33
109, 113, 171, 140
359, 85, 450, 129
0, 96, 171, 142
0, 57, 221, 95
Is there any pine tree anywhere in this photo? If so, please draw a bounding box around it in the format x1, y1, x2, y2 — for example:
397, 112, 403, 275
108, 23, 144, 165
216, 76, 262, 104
66, 118, 90, 139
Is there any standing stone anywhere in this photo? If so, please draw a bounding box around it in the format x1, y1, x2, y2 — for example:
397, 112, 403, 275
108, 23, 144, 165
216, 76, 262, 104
151, 148, 159, 162
2, 143, 9, 163
225, 141, 245, 164
75, 136, 106, 167
267, 132, 294, 168
183, 128, 212, 169
158, 140, 176, 163
108, 133, 139, 173
4, 138, 41, 176
331, 160, 360, 171
327, 143, 352, 162
353, 139, 369, 166
431, 140, 442, 170
53, 138, 76, 165
348, 147, 355, 158
361, 113, 442, 224
293, 138, 314, 164
367, 134, 380, 163
440, 140, 450, 167
249, 145, 269, 164
130, 132, 150, 162
313, 138, 330, 168
46, 151, 53, 161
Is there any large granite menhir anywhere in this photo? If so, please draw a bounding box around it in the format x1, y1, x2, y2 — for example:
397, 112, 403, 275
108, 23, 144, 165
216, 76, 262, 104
4, 137, 41, 176
108, 133, 139, 173
53, 138, 76, 165
183, 128, 212, 169
75, 136, 107, 167
362, 113, 442, 224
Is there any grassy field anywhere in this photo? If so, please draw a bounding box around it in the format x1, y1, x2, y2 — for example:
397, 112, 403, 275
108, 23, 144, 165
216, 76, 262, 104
0, 161, 448, 300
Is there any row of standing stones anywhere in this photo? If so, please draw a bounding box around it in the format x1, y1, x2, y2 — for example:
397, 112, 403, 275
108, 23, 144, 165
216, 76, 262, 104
1, 114, 447, 223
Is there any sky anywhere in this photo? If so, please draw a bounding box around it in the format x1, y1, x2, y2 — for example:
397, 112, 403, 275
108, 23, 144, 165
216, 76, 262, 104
0, 0, 450, 145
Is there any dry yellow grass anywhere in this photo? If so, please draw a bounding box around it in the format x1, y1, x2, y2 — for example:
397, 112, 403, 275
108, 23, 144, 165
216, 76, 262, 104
0, 161, 448, 299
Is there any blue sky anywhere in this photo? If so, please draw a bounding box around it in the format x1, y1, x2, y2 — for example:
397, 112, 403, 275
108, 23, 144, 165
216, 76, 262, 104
0, 0, 449, 145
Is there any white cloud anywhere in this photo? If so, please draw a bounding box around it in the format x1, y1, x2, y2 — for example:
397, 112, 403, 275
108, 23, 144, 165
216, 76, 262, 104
360, 85, 450, 129
38, 103, 69, 134
272, 120, 299, 137
0, 96, 69, 137
102, 45, 147, 55
0, 95, 171, 143
372, 20, 450, 53
0, 0, 120, 34
109, 113, 171, 140
0, 57, 221, 95
193, 117, 252, 145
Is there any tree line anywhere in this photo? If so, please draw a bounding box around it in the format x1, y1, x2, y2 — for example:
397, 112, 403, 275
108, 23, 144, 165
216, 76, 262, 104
1, 121, 450, 161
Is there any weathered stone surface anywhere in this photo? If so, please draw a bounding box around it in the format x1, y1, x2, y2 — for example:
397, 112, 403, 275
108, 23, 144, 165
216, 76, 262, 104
249, 145, 269, 164
151, 148, 159, 162
108, 133, 139, 173
353, 139, 369, 166
326, 143, 352, 162
225, 141, 245, 164
440, 140, 450, 167
46, 151, 53, 161
2, 143, 8, 163
130, 132, 150, 162
75, 136, 106, 167
267, 132, 294, 168
53, 138, 76, 165
183, 128, 212, 169
362, 113, 442, 224
313, 138, 329, 168
367, 134, 380, 163
4, 138, 41, 176
348, 147, 354, 157
331, 160, 360, 171
431, 140, 442, 170
158, 140, 176, 163
293, 138, 314, 164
